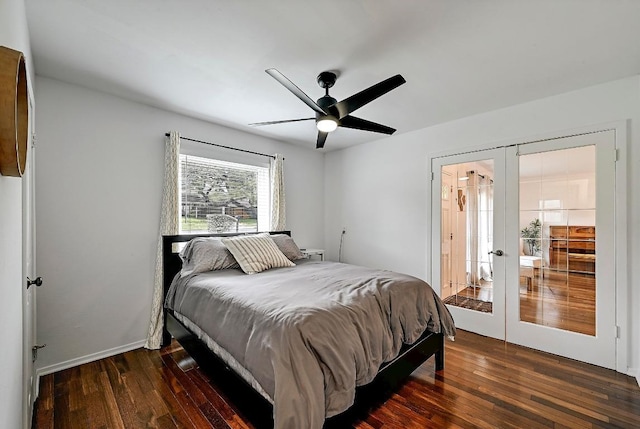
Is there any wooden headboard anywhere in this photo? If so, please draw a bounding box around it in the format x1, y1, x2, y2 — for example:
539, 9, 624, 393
161, 231, 291, 344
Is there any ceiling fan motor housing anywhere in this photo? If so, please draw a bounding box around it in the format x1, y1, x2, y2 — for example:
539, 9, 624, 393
316, 95, 337, 117
316, 95, 337, 109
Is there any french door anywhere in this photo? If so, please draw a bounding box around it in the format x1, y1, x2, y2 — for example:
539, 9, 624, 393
433, 148, 506, 340
432, 130, 617, 368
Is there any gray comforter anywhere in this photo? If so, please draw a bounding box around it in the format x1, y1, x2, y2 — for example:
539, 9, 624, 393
165, 259, 455, 429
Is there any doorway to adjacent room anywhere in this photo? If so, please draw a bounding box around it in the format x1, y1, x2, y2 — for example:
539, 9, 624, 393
432, 129, 618, 369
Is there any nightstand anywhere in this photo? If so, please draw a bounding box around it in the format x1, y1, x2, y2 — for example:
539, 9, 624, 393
300, 248, 325, 261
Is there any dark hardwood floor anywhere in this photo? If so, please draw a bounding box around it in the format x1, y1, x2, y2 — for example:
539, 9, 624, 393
34, 330, 640, 429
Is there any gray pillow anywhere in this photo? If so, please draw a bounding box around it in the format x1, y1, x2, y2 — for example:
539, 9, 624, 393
271, 234, 305, 261
180, 237, 239, 275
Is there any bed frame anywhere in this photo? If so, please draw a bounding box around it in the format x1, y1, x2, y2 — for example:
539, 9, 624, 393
161, 231, 445, 426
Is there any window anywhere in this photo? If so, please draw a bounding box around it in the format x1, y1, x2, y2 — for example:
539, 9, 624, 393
180, 154, 270, 234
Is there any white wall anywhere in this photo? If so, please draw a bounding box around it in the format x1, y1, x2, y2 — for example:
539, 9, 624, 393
325, 76, 640, 375
0, 0, 32, 427
34, 76, 325, 373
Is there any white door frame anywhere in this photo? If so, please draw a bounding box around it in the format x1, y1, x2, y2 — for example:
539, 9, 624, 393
440, 170, 454, 299
427, 121, 629, 373
22, 91, 37, 429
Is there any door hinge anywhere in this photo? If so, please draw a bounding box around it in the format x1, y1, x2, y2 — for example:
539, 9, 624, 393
431, 171, 434, 181
615, 325, 620, 339
32, 344, 46, 362
614, 148, 618, 162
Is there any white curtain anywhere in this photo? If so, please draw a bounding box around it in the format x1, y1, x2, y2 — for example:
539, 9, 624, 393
478, 174, 494, 280
466, 172, 479, 285
270, 153, 286, 230
466, 171, 493, 285
145, 131, 180, 349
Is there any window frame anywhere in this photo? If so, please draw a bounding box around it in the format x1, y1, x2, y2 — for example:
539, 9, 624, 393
178, 141, 271, 235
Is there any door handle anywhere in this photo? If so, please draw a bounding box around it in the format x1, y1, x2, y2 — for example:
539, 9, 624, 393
488, 250, 504, 256
26, 276, 43, 289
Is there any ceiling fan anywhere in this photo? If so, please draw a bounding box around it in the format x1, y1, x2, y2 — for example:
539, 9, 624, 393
250, 69, 406, 149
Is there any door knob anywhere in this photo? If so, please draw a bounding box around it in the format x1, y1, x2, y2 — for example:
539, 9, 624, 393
26, 276, 43, 289
488, 250, 504, 256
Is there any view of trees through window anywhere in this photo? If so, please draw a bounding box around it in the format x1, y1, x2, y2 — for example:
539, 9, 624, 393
180, 155, 269, 234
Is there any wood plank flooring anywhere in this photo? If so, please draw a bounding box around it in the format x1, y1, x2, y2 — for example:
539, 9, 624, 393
34, 330, 640, 429
447, 270, 597, 336
519, 270, 596, 336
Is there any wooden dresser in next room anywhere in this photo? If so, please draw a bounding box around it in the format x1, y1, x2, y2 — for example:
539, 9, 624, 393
549, 226, 595, 274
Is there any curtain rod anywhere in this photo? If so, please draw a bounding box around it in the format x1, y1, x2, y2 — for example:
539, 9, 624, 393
165, 133, 277, 160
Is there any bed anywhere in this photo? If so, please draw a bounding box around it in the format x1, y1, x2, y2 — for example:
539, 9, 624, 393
161, 231, 455, 428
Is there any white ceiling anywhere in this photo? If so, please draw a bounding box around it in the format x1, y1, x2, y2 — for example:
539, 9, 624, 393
25, 1, 640, 151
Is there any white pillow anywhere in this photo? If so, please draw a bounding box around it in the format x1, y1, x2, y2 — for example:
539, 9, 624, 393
221, 233, 295, 274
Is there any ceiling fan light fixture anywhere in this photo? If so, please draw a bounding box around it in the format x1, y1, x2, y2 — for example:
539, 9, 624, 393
316, 117, 338, 132
258, 69, 406, 148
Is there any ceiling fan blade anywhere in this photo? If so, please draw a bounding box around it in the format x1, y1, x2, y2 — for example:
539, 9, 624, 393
330, 74, 406, 119
339, 115, 396, 135
249, 118, 315, 126
316, 131, 328, 149
266, 69, 327, 115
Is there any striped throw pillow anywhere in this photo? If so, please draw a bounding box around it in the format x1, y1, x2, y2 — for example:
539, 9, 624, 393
221, 234, 295, 274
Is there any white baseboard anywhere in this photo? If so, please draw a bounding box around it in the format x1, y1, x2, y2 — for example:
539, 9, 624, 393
34, 339, 147, 397
627, 367, 640, 387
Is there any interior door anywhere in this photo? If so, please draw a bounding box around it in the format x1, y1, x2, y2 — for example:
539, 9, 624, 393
22, 101, 37, 429
433, 130, 617, 369
440, 171, 453, 299
505, 130, 616, 369
432, 148, 506, 340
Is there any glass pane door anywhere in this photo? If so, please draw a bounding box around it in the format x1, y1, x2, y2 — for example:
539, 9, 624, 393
518, 146, 596, 335
441, 162, 494, 312
505, 130, 616, 369
432, 148, 505, 340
